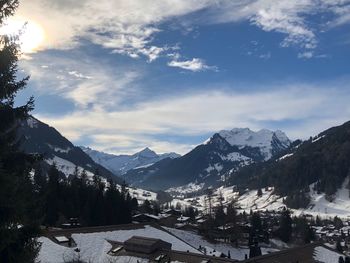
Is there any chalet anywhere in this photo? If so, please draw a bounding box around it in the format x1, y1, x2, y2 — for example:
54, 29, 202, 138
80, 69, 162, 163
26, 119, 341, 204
132, 213, 160, 223
39, 223, 238, 263
123, 236, 172, 254
163, 208, 182, 217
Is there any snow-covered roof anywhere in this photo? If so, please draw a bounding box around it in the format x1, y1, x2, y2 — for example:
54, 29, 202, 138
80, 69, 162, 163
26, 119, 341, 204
54, 236, 69, 243
38, 225, 199, 263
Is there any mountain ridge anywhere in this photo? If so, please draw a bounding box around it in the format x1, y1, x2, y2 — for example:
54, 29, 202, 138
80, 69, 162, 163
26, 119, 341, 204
18, 116, 121, 183
80, 145, 180, 176
125, 127, 291, 190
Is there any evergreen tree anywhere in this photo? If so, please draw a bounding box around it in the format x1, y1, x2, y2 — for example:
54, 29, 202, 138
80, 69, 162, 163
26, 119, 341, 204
251, 212, 262, 233
339, 256, 345, 263
0, 1, 40, 261
257, 188, 262, 197
141, 200, 153, 214
279, 209, 292, 243
44, 164, 60, 226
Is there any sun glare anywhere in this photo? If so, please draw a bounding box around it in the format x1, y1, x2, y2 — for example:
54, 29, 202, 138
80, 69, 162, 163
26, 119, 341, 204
0, 18, 45, 53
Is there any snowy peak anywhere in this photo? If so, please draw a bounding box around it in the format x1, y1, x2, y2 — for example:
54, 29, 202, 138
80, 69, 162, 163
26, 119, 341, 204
133, 147, 158, 159
81, 146, 180, 175
217, 128, 291, 160
126, 127, 291, 190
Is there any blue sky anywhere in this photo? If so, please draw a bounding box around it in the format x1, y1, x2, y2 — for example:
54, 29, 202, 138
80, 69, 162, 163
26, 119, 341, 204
8, 0, 350, 154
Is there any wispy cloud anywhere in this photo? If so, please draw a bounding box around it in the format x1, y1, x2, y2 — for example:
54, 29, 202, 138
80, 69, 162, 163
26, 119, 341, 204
168, 58, 217, 72
16, 0, 212, 62
20, 53, 141, 108
36, 81, 350, 154
15, 0, 350, 63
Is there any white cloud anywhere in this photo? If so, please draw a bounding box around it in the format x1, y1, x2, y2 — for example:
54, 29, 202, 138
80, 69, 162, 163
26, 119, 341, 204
259, 52, 271, 59
36, 83, 350, 154
298, 51, 314, 59
15, 0, 213, 61
9, 0, 350, 63
20, 54, 141, 108
168, 58, 217, 72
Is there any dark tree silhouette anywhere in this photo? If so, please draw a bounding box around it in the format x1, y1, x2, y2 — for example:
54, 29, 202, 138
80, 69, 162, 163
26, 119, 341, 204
0, 1, 40, 261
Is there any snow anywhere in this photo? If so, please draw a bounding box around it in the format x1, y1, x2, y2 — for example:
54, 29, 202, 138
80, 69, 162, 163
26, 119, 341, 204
169, 179, 350, 221
167, 183, 205, 194
26, 117, 39, 128
236, 187, 285, 213
127, 187, 157, 203
218, 128, 290, 160
54, 236, 69, 243
164, 227, 279, 260
81, 146, 180, 175
47, 144, 72, 154
134, 213, 160, 220
205, 163, 223, 173
278, 153, 294, 161
45, 156, 95, 180
169, 185, 286, 215
220, 152, 252, 163
313, 246, 343, 263
173, 177, 350, 220
295, 178, 350, 219
37, 225, 199, 263
312, 135, 325, 143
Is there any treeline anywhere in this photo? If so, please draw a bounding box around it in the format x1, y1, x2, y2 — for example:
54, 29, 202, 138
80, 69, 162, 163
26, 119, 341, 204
34, 164, 138, 227
228, 122, 350, 208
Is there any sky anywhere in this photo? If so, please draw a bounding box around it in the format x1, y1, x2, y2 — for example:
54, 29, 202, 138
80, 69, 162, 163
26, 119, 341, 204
3, 0, 350, 155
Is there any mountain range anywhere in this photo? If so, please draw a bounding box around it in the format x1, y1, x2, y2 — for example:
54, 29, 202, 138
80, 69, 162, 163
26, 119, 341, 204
80, 146, 180, 176
17, 116, 350, 211
124, 128, 291, 190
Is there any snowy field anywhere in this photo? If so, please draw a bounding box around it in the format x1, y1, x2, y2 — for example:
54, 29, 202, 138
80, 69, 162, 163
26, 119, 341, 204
38, 225, 199, 263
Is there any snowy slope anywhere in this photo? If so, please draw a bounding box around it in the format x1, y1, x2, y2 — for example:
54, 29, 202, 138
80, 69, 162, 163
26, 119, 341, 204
169, 178, 350, 220
18, 116, 119, 182
295, 178, 350, 219
81, 146, 180, 175
313, 246, 344, 263
218, 128, 290, 160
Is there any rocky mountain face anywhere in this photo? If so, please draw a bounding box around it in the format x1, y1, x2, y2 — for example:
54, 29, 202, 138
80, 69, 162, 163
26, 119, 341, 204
124, 128, 291, 191
80, 146, 180, 176
18, 117, 120, 182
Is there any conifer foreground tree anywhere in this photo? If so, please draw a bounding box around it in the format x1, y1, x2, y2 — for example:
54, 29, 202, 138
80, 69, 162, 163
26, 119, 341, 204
0, 1, 40, 262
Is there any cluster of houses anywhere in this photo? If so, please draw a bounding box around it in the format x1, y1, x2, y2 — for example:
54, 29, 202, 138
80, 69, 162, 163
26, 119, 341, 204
313, 222, 350, 247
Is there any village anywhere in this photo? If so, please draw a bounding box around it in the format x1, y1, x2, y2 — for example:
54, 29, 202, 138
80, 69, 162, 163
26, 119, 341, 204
37, 186, 350, 263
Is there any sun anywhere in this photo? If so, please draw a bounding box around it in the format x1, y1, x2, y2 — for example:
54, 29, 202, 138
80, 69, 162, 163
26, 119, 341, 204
0, 18, 45, 54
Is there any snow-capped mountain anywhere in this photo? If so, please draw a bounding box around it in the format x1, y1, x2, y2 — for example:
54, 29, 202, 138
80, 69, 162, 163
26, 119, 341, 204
217, 128, 290, 160
80, 146, 180, 176
18, 117, 120, 182
124, 128, 291, 191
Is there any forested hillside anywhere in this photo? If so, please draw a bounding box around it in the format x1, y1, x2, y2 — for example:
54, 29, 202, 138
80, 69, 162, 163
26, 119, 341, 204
229, 121, 350, 208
